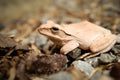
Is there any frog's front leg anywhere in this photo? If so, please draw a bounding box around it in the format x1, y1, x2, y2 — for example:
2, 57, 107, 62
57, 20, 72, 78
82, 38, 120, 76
60, 40, 79, 54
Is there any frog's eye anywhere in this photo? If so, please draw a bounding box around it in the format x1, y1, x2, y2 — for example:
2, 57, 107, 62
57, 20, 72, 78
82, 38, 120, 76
51, 27, 59, 32
51, 27, 59, 31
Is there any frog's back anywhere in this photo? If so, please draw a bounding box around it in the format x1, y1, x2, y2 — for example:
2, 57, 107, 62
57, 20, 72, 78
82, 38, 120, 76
64, 21, 110, 37
63, 21, 111, 49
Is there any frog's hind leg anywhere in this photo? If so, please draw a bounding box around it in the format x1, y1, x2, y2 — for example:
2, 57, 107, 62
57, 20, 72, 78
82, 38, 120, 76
86, 38, 116, 59
90, 34, 116, 53
77, 52, 91, 59
77, 35, 117, 59
77, 45, 111, 59
77, 52, 101, 60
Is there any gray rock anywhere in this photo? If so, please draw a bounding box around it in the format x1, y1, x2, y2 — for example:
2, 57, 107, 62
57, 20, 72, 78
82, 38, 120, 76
72, 60, 94, 76
68, 48, 81, 59
85, 57, 100, 67
45, 72, 73, 80
45, 66, 88, 80
116, 55, 120, 62
99, 53, 116, 63
116, 34, 120, 44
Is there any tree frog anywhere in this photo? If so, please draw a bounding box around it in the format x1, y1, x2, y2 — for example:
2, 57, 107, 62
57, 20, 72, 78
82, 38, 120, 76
38, 20, 117, 58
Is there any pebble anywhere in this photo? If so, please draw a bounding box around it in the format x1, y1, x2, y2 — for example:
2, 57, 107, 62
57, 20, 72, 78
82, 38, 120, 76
116, 34, 120, 43
116, 55, 120, 62
85, 57, 100, 67
99, 53, 116, 63
68, 48, 81, 59
31, 77, 44, 80
111, 45, 120, 54
45, 66, 88, 80
45, 72, 73, 80
72, 60, 94, 76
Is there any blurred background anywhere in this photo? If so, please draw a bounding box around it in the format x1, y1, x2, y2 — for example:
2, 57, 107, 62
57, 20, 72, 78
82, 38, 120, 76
0, 0, 120, 39
0, 0, 120, 23
0, 1, 120, 80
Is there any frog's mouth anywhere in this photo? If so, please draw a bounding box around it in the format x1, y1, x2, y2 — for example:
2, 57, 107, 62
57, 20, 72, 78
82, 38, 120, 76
38, 28, 73, 43
38, 28, 50, 35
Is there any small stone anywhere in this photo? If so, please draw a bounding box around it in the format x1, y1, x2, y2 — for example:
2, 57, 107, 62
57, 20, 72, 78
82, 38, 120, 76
111, 45, 120, 54
45, 66, 88, 80
85, 57, 100, 67
72, 60, 94, 76
31, 77, 44, 80
45, 72, 73, 80
116, 55, 120, 62
116, 34, 120, 44
99, 53, 116, 63
68, 48, 81, 59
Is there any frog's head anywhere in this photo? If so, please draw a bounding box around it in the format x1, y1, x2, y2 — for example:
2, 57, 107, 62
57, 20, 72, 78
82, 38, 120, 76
38, 20, 73, 43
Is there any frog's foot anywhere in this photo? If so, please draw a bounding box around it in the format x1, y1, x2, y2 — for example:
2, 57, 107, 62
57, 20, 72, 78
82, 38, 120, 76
78, 52, 91, 59
79, 52, 101, 59
77, 52, 102, 60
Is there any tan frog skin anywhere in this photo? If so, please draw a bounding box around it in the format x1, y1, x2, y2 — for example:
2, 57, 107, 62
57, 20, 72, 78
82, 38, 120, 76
38, 20, 117, 58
